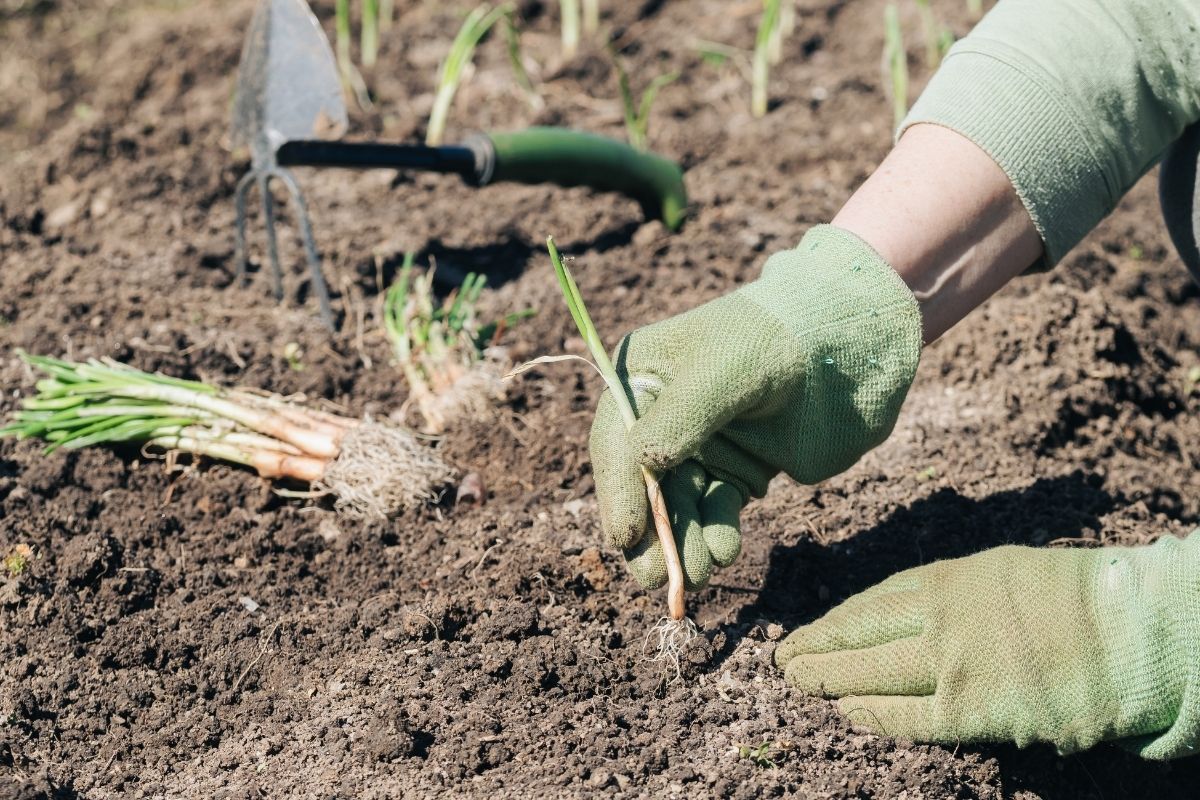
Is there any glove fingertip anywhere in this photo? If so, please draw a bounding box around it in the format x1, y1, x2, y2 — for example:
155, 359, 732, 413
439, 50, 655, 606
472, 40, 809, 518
681, 529, 712, 592
783, 656, 828, 696
701, 480, 742, 567
627, 403, 705, 474
602, 506, 645, 551
590, 391, 649, 551
704, 526, 741, 568
625, 540, 668, 590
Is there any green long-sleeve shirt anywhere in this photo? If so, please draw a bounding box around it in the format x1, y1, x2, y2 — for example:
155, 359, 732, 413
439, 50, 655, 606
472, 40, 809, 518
902, 0, 1200, 266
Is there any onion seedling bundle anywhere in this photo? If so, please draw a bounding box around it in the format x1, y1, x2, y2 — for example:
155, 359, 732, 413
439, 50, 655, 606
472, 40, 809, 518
2, 352, 453, 519
385, 254, 533, 434
508, 238, 687, 621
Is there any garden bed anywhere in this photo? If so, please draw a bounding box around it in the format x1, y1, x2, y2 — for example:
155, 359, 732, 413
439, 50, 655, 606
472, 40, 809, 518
2, 0, 1199, 796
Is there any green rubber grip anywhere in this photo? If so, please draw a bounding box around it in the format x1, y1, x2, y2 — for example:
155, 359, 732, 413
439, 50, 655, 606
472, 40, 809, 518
485, 128, 688, 230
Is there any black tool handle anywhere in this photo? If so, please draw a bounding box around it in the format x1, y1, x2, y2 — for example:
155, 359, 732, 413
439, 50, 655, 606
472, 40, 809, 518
274, 129, 688, 230
275, 140, 483, 179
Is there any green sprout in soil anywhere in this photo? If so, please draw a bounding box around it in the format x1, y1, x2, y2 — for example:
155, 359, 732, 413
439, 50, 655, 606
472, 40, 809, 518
283, 342, 305, 372
426, 3, 513, 146
695, 39, 735, 68
504, 11, 542, 109
779, 0, 795, 40
914, 0, 953, 68
737, 739, 793, 769
883, 3, 908, 130
3, 544, 33, 578
385, 253, 533, 434
508, 238, 688, 622
1, 352, 453, 519
559, 0, 580, 58
335, 0, 374, 109
362, 0, 381, 67
336, 0, 352, 69
752, 0, 782, 118
967, 0, 983, 20
1185, 366, 1200, 396
582, 0, 599, 35
335, 0, 392, 68
612, 48, 678, 152
767, 0, 794, 65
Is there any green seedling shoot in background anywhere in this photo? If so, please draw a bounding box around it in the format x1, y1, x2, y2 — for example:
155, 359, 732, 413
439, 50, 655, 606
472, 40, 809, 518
612, 48, 679, 152
426, 3, 515, 146
753, 0, 782, 117
884, 3, 908, 129
560, 0, 580, 58
335, 0, 373, 108
915, 0, 953, 68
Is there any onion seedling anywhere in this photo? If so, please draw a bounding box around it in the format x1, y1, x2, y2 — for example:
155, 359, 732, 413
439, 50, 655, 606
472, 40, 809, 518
380, 0, 394, 32
767, 0, 794, 65
612, 49, 678, 152
385, 253, 533, 434
582, 0, 599, 35
914, 0, 952, 68
509, 238, 687, 621
883, 3, 908, 130
335, 0, 373, 109
362, 0, 380, 67
2, 352, 453, 519
504, 11, 542, 110
694, 39, 748, 72
336, 0, 352, 73
559, 0, 580, 59
779, 0, 795, 39
966, 0, 982, 20
752, 0, 782, 118
426, 3, 512, 147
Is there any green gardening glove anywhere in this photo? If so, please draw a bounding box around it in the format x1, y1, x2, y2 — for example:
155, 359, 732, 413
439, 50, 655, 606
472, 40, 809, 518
589, 225, 923, 590
775, 534, 1200, 758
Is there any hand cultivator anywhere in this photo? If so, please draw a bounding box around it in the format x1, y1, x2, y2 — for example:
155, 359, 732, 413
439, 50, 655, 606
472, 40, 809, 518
230, 0, 688, 330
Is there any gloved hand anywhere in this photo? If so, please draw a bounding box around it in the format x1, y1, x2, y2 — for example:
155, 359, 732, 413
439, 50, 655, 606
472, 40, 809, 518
775, 534, 1200, 758
589, 225, 922, 590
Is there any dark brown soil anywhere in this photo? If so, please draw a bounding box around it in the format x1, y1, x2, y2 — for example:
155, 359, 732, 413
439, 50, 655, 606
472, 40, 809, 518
3, 0, 1200, 797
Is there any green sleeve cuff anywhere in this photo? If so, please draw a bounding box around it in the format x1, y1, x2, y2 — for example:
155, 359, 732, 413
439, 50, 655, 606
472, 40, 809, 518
899, 45, 1111, 267
898, 0, 1200, 268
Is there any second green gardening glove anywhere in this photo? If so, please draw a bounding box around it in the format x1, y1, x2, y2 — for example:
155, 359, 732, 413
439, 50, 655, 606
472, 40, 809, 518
775, 534, 1200, 758
588, 225, 923, 589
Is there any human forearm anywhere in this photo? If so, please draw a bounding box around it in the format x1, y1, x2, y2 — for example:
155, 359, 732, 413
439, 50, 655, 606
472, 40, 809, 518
832, 124, 1042, 343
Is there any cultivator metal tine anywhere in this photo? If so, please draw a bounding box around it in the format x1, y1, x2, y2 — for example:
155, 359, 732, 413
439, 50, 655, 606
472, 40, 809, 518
232, 170, 257, 286
257, 173, 286, 303
231, 166, 336, 332
270, 167, 335, 330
